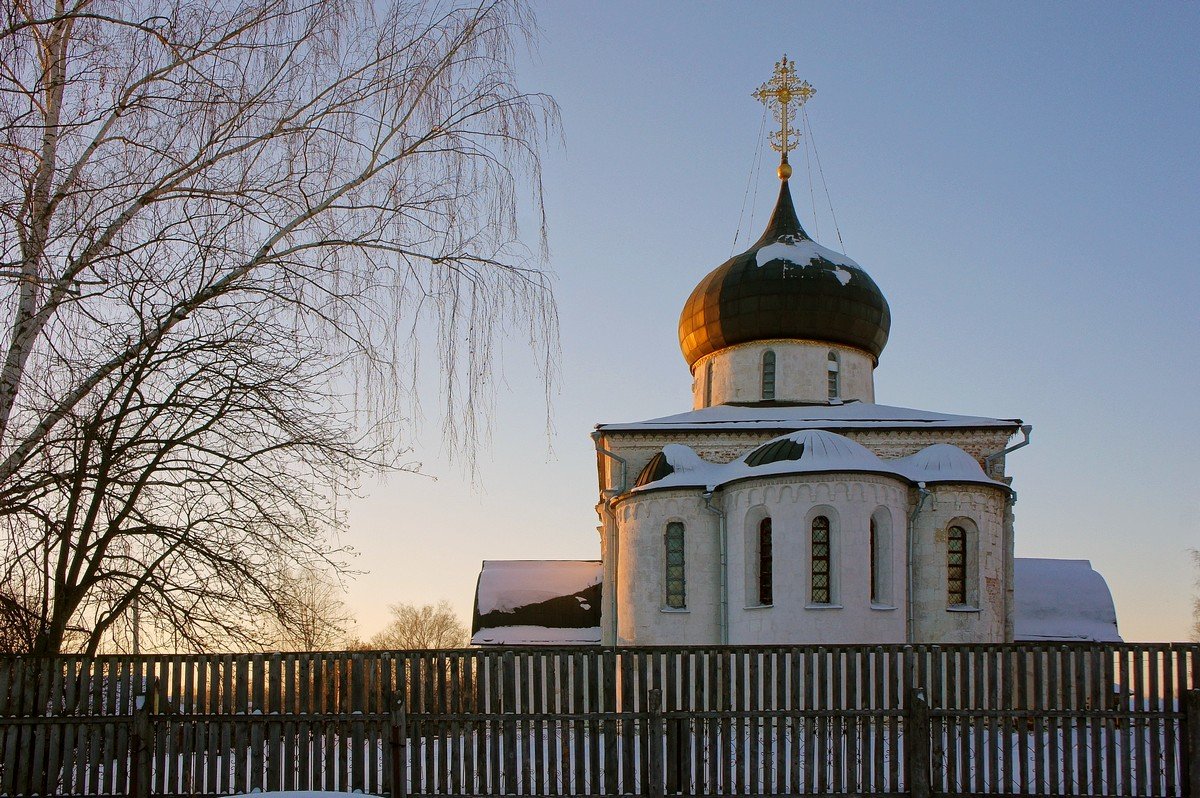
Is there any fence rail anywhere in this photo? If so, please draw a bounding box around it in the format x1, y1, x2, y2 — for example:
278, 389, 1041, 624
1, 643, 1197, 797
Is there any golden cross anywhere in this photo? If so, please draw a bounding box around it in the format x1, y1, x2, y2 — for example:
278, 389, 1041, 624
752, 56, 815, 178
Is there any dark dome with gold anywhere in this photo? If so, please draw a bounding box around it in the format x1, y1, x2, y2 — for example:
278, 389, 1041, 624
678, 180, 890, 369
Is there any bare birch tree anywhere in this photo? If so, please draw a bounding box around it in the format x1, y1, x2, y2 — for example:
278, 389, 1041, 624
0, 0, 557, 655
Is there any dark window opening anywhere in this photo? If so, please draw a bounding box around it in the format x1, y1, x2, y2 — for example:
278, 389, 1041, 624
870, 517, 880, 604
758, 517, 773, 606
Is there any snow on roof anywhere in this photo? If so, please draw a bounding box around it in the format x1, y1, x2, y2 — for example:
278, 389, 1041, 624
1014, 558, 1122, 643
475, 560, 602, 615
632, 431, 1006, 494
471, 625, 602, 646
632, 429, 886, 493
893, 443, 1007, 487
597, 400, 1021, 433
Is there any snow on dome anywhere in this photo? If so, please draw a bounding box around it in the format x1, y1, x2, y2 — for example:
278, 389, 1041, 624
631, 445, 723, 492
1014, 559, 1122, 643
713, 429, 902, 487
743, 428, 884, 470
892, 443, 1006, 488
755, 235, 860, 277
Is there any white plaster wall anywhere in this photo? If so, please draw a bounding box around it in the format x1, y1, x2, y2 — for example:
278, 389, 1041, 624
613, 491, 721, 645
910, 485, 1011, 643
690, 340, 876, 408
721, 475, 909, 644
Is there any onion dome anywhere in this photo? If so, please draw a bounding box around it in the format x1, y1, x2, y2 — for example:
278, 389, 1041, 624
678, 180, 891, 368
892, 444, 1007, 488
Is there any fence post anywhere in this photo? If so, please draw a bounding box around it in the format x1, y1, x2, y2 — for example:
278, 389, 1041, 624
1185, 690, 1200, 798
131, 680, 158, 798
390, 698, 408, 798
905, 687, 930, 798
647, 687, 663, 798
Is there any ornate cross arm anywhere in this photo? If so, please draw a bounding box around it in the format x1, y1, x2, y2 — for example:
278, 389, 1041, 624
752, 55, 815, 179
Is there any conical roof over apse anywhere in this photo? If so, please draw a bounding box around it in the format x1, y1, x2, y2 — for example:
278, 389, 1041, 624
677, 180, 891, 369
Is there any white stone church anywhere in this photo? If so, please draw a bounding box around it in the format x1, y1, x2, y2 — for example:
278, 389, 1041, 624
471, 62, 1120, 649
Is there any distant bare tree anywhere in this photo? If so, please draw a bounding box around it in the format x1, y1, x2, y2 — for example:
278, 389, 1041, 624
359, 600, 468, 649
264, 566, 355, 651
0, 0, 557, 655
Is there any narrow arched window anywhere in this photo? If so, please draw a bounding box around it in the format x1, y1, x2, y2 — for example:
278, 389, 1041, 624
870, 509, 893, 606
704, 362, 713, 407
827, 351, 840, 400
665, 522, 686, 608
947, 525, 967, 605
761, 350, 776, 400
811, 516, 831, 604
758, 517, 773, 605
870, 517, 880, 604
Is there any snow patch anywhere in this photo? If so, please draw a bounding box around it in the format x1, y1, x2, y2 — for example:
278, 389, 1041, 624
661, 444, 706, 472
471, 625, 601, 646
755, 235, 860, 274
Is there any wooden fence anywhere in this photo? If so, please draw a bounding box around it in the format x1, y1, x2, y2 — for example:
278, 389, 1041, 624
0, 643, 1197, 797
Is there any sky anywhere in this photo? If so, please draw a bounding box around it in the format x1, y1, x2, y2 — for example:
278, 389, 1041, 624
344, 2, 1200, 643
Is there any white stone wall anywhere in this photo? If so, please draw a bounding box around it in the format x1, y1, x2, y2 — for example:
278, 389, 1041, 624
593, 429, 1017, 646
689, 340, 876, 408
909, 485, 1011, 643
721, 475, 909, 645
612, 490, 722, 645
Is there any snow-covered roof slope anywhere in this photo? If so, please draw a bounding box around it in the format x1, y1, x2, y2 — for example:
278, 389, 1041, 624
1014, 558, 1122, 643
598, 400, 1021, 433
475, 560, 601, 615
472, 560, 602, 647
893, 443, 1007, 487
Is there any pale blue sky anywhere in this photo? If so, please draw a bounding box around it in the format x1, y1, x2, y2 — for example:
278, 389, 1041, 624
347, 3, 1199, 642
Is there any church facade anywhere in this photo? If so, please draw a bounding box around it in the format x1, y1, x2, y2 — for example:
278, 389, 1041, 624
470, 60, 1119, 648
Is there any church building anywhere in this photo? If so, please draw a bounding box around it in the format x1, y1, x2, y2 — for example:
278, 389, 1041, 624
471, 59, 1120, 648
